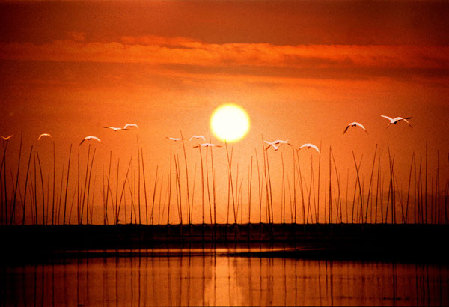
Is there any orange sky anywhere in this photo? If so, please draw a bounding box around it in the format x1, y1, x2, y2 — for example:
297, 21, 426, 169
1, 0, 448, 224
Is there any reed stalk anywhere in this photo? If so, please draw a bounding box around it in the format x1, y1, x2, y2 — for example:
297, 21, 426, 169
374, 157, 381, 224
84, 148, 96, 224
79, 145, 92, 224
1, 141, 9, 224
140, 148, 149, 225
62, 144, 72, 225
248, 156, 253, 224
255, 149, 262, 224
104, 151, 112, 225
328, 146, 332, 224
151, 165, 159, 225
388, 149, 396, 224
425, 144, 428, 224
295, 151, 306, 224
175, 154, 183, 224
364, 146, 377, 223
115, 158, 120, 224
36, 152, 46, 225
118, 157, 133, 224
138, 145, 141, 225
56, 163, 64, 225
210, 146, 217, 226
199, 147, 206, 224
167, 159, 172, 225
316, 144, 321, 223
205, 148, 212, 224
191, 163, 197, 225
405, 152, 414, 224
157, 174, 163, 225
331, 151, 342, 223
292, 147, 297, 224
33, 153, 38, 224
51, 141, 56, 225
436, 151, 440, 224
11, 135, 23, 224
345, 168, 349, 224
281, 152, 286, 224
351, 151, 363, 223
180, 131, 191, 226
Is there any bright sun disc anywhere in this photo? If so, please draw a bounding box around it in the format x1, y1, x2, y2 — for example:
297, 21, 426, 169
210, 104, 250, 142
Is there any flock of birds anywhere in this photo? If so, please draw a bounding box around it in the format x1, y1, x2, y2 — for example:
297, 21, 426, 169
165, 114, 412, 154
0, 123, 139, 146
1, 115, 412, 153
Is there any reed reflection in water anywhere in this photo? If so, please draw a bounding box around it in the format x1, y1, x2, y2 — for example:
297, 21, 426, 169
2, 255, 449, 306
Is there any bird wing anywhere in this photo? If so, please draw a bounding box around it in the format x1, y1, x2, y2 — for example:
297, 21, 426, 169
123, 124, 138, 129
355, 122, 367, 131
381, 115, 394, 122
38, 133, 51, 140
311, 145, 320, 153
402, 118, 412, 126
343, 125, 350, 134
189, 136, 205, 141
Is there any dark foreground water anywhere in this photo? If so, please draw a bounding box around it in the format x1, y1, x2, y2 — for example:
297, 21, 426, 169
2, 250, 449, 306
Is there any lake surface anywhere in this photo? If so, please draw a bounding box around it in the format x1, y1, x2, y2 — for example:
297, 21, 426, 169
2, 250, 449, 306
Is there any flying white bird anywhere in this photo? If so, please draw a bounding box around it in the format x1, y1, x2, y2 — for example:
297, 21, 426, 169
264, 141, 280, 151
166, 137, 183, 142
104, 126, 127, 131
1, 135, 12, 141
272, 139, 290, 146
123, 123, 138, 129
264, 140, 289, 151
298, 143, 320, 153
193, 143, 222, 148
80, 136, 101, 146
189, 135, 206, 141
37, 133, 52, 140
381, 115, 412, 127
343, 122, 368, 134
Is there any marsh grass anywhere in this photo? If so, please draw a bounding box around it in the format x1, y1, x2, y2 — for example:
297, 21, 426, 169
0, 137, 448, 226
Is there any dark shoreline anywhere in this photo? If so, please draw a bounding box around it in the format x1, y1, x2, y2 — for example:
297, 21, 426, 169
2, 224, 449, 263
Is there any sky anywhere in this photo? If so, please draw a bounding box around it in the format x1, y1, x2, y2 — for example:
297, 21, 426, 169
1, 0, 448, 224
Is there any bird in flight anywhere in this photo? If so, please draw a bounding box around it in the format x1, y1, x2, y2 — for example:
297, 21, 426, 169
80, 136, 101, 146
381, 115, 412, 127
264, 140, 290, 151
189, 135, 206, 141
298, 143, 320, 153
272, 139, 290, 146
1, 135, 12, 141
104, 126, 127, 131
38, 133, 52, 140
166, 137, 183, 142
123, 123, 139, 129
343, 122, 368, 134
193, 143, 222, 148
264, 141, 280, 151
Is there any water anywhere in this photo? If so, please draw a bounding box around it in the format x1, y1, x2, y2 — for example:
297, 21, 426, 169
2, 251, 449, 306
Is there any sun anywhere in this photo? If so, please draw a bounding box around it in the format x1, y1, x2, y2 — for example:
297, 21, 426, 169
210, 104, 250, 142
